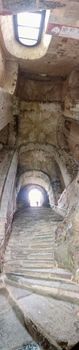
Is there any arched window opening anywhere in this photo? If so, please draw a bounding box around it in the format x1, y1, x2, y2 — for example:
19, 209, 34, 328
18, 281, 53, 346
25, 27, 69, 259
13, 10, 45, 47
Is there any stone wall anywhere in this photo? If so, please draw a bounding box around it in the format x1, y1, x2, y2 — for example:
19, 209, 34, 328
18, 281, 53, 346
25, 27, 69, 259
1, 0, 79, 17
54, 171, 79, 276
17, 74, 63, 103
0, 151, 18, 270
8, 93, 78, 205
16, 99, 77, 187
0, 88, 12, 131
18, 143, 65, 203
18, 101, 62, 146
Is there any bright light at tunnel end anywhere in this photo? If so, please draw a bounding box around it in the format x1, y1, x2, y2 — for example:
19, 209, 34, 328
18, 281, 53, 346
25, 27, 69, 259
29, 188, 43, 207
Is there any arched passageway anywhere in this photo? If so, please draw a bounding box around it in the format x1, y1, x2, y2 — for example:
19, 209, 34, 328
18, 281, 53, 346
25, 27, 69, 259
17, 170, 55, 207
17, 184, 50, 209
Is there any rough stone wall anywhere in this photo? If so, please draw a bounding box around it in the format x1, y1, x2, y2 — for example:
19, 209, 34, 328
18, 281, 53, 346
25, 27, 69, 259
0, 88, 12, 131
0, 126, 9, 146
16, 98, 77, 188
0, 151, 18, 270
18, 101, 61, 147
15, 73, 79, 165
54, 172, 79, 276
0, 47, 5, 85
1, 0, 79, 17
0, 60, 18, 95
9, 96, 65, 202
0, 0, 68, 12
17, 74, 63, 103
7, 77, 78, 206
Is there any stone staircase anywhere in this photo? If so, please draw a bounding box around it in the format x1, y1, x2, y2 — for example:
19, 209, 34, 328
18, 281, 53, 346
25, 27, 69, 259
4, 207, 62, 274
2, 209, 79, 350
3, 207, 79, 308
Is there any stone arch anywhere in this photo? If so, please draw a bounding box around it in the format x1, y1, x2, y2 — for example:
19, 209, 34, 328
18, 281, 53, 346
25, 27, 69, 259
19, 142, 71, 190
17, 170, 55, 207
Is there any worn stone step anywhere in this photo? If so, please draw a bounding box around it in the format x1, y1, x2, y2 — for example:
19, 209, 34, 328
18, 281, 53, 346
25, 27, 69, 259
25, 252, 53, 257
14, 208, 63, 220
4, 207, 61, 277
5, 273, 79, 305
6, 244, 53, 252
7, 235, 53, 241
8, 252, 53, 258
9, 287, 79, 350
0, 288, 33, 350
28, 234, 52, 238
16, 246, 53, 252
6, 246, 53, 253
4, 263, 55, 272
6, 268, 72, 281
5, 256, 54, 262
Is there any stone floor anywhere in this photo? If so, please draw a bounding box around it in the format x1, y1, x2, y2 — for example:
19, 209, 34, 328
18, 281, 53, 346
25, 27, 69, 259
0, 288, 33, 350
6, 285, 79, 349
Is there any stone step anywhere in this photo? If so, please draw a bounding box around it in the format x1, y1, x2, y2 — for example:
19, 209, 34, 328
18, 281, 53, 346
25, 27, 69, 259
8, 251, 53, 257
4, 207, 62, 278
10, 232, 54, 237
17, 246, 53, 252
9, 286, 79, 350
4, 262, 55, 272
7, 241, 54, 248
5, 248, 53, 257
0, 287, 33, 350
5, 273, 79, 305
5, 240, 54, 247
30, 236, 54, 240
6, 268, 72, 281
15, 208, 63, 221
25, 252, 53, 257
5, 258, 54, 265
6, 248, 53, 255
28, 245, 53, 249
7, 236, 53, 241
30, 233, 54, 237
36, 235, 53, 238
